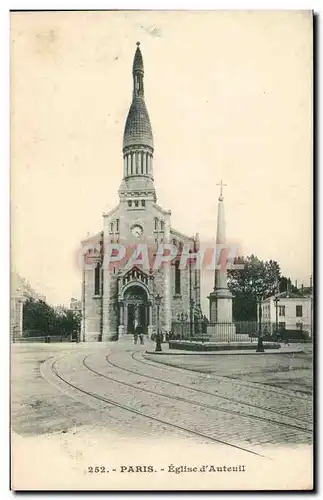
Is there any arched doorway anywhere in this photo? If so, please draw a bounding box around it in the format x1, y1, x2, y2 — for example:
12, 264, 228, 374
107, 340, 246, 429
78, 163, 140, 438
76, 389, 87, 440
124, 285, 149, 334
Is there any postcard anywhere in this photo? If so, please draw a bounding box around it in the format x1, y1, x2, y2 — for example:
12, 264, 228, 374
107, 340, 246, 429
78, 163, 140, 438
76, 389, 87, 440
10, 10, 313, 491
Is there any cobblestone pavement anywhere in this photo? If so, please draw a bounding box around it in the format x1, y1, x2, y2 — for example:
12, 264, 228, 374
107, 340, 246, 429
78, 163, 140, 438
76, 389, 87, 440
143, 343, 313, 396
11, 338, 313, 456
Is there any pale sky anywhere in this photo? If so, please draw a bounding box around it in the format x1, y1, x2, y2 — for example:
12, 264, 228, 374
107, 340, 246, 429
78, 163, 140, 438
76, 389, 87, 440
11, 10, 313, 314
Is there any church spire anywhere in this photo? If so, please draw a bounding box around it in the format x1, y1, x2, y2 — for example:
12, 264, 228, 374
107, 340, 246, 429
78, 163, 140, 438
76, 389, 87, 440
132, 41, 144, 98
119, 43, 156, 202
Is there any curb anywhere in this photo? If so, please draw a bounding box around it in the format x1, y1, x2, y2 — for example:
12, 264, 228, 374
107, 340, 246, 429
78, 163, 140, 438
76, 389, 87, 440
145, 350, 304, 356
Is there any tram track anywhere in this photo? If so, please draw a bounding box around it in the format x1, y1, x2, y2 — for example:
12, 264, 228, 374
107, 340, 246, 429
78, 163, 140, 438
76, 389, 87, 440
100, 352, 311, 430
49, 357, 267, 458
135, 351, 312, 401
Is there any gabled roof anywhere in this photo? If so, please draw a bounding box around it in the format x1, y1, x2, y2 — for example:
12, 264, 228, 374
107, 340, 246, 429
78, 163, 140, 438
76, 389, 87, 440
170, 227, 194, 243
121, 264, 149, 279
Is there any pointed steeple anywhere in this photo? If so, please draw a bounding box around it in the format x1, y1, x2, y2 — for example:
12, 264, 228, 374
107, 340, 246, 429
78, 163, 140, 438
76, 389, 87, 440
215, 181, 228, 290
207, 181, 235, 331
119, 43, 156, 202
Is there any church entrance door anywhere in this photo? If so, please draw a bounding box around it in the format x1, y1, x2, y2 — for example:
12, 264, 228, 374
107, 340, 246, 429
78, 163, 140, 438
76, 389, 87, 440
124, 285, 148, 335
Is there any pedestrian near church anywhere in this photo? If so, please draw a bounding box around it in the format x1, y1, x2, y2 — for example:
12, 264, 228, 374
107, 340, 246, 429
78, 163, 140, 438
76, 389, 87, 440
134, 323, 144, 345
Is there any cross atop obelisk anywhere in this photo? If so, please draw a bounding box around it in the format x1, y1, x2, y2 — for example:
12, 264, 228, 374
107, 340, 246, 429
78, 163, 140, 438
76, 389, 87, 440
216, 180, 227, 201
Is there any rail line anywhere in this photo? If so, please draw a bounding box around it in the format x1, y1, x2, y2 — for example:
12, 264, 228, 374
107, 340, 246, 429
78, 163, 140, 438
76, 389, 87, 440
80, 354, 312, 434
107, 352, 312, 429
50, 357, 267, 458
134, 351, 312, 401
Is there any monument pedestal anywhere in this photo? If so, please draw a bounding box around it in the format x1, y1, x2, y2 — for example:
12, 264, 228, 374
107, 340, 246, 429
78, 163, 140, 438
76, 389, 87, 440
207, 322, 250, 343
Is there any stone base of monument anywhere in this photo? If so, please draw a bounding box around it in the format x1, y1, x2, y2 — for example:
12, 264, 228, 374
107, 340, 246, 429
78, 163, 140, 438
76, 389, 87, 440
206, 323, 251, 343
168, 340, 281, 352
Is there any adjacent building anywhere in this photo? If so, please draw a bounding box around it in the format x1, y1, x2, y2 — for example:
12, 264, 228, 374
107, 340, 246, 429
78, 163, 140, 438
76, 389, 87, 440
69, 298, 82, 313
11, 272, 46, 340
260, 290, 313, 337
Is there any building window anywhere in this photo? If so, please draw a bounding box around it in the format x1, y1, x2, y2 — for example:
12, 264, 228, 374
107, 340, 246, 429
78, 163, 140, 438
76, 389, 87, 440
278, 322, 286, 330
175, 260, 181, 295
135, 200, 139, 207
296, 322, 303, 331
154, 218, 158, 231
160, 220, 164, 231
141, 200, 145, 207
116, 219, 119, 232
279, 305, 285, 317
128, 200, 132, 207
110, 222, 113, 233
296, 305, 303, 317
94, 263, 100, 295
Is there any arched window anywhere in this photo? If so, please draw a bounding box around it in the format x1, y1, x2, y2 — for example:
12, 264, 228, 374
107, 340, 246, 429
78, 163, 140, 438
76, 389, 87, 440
141, 152, 144, 174
175, 260, 181, 295
94, 263, 100, 295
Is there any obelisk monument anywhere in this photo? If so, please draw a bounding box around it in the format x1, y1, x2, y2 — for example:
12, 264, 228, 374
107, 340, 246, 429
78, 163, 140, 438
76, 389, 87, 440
207, 181, 236, 339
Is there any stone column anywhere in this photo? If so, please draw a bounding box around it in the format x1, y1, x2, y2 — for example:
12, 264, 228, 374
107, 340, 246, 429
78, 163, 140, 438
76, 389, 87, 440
124, 302, 128, 334
163, 214, 172, 333
208, 189, 236, 338
148, 301, 153, 337
118, 302, 125, 336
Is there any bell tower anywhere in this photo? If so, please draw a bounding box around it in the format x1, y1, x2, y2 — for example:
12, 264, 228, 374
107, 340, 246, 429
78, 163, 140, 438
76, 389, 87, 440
119, 42, 156, 203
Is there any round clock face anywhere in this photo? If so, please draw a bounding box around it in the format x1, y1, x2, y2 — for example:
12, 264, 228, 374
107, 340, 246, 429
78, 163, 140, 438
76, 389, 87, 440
131, 225, 143, 238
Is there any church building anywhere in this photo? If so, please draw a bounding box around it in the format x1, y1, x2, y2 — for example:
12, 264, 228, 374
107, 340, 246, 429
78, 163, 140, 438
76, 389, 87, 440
81, 43, 203, 342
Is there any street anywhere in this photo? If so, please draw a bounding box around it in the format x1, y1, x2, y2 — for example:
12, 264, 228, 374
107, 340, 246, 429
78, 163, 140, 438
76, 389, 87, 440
11, 338, 312, 447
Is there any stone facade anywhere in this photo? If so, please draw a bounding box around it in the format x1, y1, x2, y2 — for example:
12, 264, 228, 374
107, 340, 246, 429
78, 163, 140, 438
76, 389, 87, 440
10, 272, 46, 340
81, 43, 203, 342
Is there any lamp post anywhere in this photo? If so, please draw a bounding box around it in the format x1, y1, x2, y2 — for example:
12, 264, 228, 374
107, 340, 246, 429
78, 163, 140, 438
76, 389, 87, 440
189, 298, 195, 341
258, 296, 263, 337
177, 312, 188, 340
155, 293, 162, 352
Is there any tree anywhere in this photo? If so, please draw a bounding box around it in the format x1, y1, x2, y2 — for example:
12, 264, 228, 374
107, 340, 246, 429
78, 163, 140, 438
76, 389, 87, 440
23, 298, 56, 336
23, 298, 81, 339
279, 276, 299, 294
54, 305, 81, 339
228, 255, 281, 321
